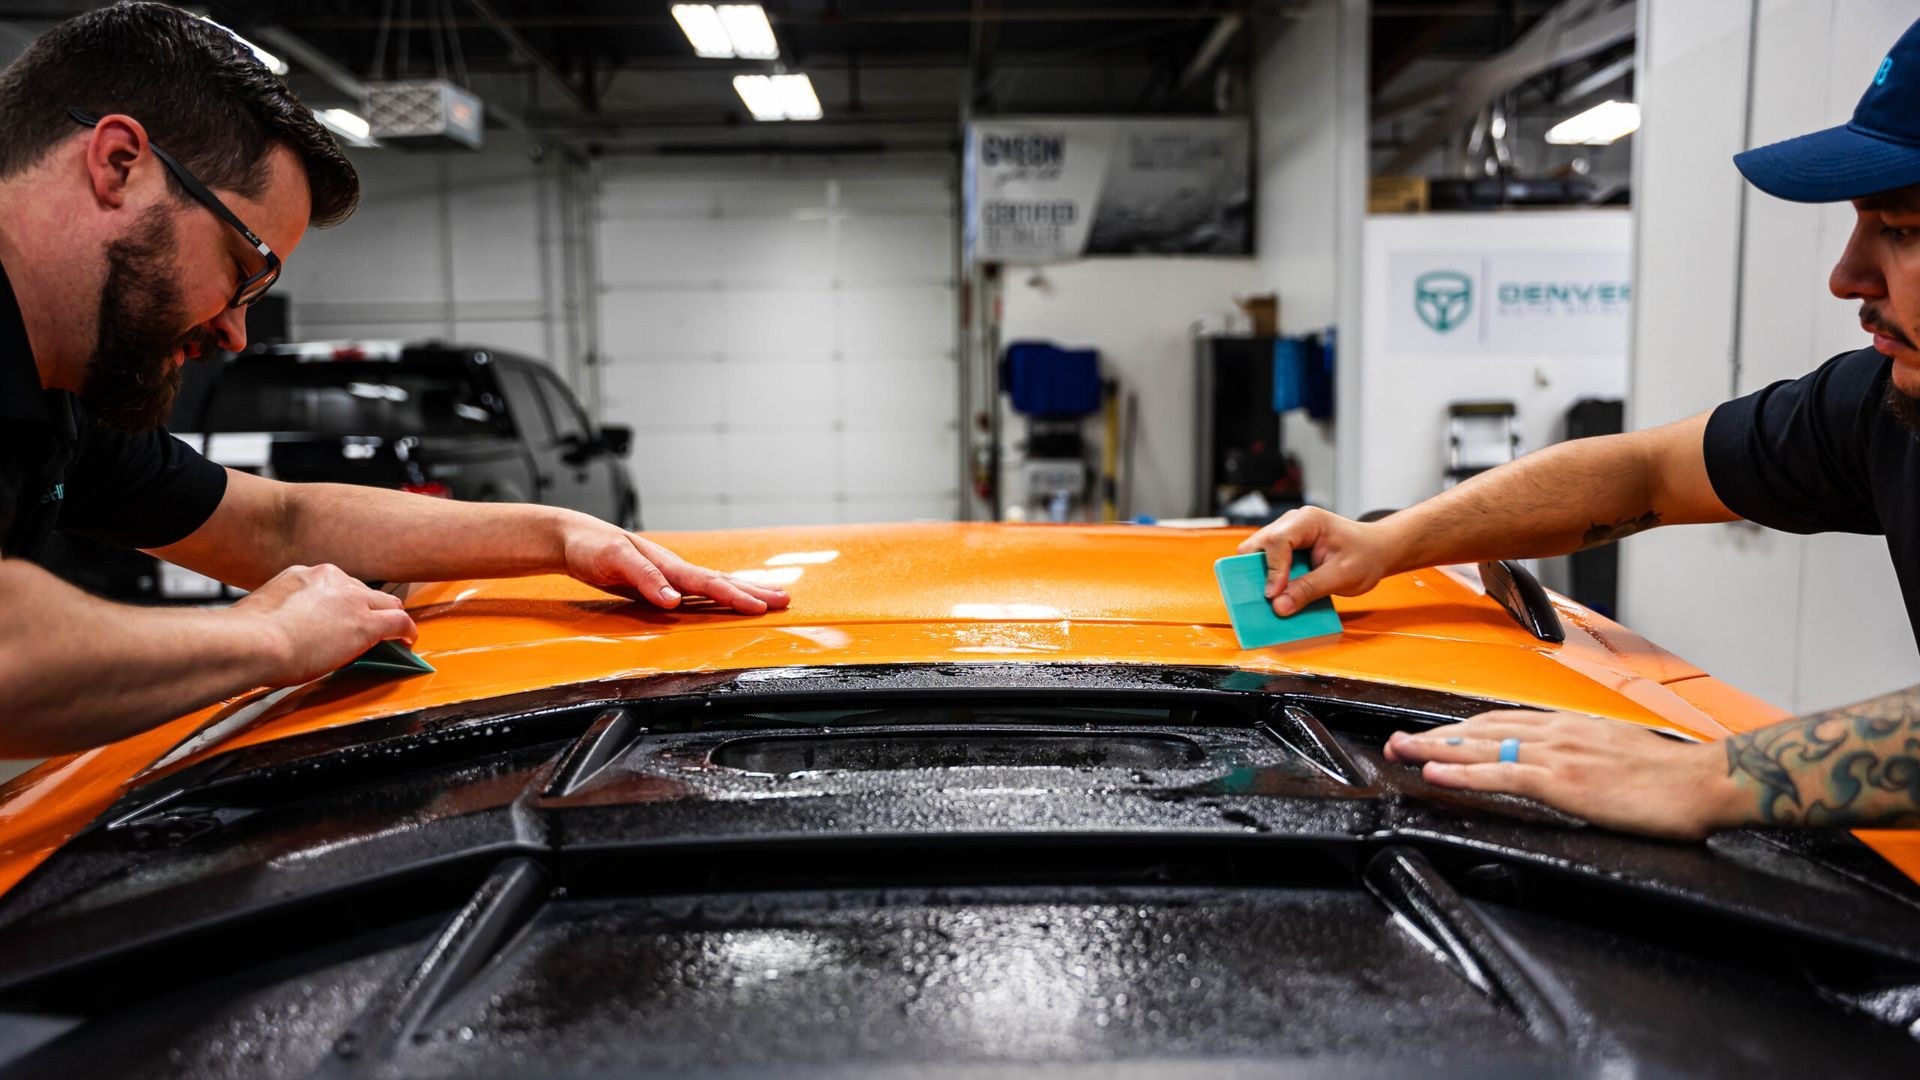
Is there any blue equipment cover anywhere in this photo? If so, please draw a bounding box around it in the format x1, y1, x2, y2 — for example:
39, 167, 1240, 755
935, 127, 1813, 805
1002, 341, 1102, 417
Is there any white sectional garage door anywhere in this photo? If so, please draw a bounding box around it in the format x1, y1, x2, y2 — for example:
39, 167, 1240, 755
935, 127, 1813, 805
594, 157, 959, 530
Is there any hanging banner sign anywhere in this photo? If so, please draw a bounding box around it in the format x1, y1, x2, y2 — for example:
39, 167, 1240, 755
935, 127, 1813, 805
1387, 250, 1633, 355
965, 118, 1250, 263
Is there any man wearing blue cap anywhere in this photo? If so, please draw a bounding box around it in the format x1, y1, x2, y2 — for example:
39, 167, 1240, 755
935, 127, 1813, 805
1241, 19, 1920, 839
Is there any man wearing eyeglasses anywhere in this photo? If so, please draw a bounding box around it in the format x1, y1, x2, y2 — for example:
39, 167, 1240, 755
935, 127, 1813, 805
0, 3, 787, 757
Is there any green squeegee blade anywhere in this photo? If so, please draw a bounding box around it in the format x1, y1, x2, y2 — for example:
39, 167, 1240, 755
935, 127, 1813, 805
1214, 550, 1343, 650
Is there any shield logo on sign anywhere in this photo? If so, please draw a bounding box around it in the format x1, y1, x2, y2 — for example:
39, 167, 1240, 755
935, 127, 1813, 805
1414, 270, 1473, 333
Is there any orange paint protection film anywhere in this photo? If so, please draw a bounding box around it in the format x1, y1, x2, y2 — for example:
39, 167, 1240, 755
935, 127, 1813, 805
0, 522, 1905, 895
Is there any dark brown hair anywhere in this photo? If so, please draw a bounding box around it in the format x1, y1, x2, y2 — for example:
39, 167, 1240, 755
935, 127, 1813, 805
0, 1, 359, 227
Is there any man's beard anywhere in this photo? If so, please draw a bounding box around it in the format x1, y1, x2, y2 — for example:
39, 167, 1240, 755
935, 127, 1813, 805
81, 206, 211, 433
1885, 379, 1920, 435
1865, 303, 1920, 434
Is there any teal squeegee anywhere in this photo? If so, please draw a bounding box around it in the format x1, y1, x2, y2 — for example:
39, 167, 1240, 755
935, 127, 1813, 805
1214, 551, 1343, 649
346, 640, 436, 675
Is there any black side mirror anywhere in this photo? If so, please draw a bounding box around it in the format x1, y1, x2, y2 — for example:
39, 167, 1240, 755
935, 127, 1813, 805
598, 424, 633, 458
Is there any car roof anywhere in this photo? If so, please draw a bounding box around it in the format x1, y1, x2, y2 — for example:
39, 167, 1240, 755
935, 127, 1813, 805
0, 521, 1915, 893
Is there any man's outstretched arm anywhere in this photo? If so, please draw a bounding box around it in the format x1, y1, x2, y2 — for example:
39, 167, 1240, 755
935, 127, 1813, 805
149, 470, 791, 615
1239, 410, 1739, 615
1382, 685, 1920, 839
0, 557, 414, 757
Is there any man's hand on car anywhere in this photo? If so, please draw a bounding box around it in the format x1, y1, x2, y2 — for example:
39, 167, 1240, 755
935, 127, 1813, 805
1237, 507, 1402, 616
561, 520, 792, 615
1383, 710, 1740, 840
232, 563, 419, 686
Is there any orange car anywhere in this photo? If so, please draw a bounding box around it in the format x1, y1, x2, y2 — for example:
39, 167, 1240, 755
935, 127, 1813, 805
0, 522, 1916, 1075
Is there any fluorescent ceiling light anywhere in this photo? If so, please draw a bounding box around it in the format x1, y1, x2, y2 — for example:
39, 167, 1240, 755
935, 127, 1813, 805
316, 108, 370, 140
1545, 99, 1641, 146
673, 4, 780, 60
314, 108, 377, 147
194, 14, 289, 76
717, 5, 780, 60
671, 4, 734, 59
732, 73, 822, 121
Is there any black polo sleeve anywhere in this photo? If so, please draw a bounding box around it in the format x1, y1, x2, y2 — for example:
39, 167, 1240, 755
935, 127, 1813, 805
1702, 348, 1884, 536
57, 423, 228, 549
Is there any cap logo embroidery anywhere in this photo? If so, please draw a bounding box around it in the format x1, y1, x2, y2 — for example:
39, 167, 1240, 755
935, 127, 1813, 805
1876, 57, 1893, 86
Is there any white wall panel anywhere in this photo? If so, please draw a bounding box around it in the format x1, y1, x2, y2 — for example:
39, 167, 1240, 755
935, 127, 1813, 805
718, 218, 834, 285
597, 220, 723, 286
838, 177, 953, 213
595, 157, 961, 529
1625, 0, 1920, 712
601, 291, 727, 357
843, 360, 957, 426
723, 359, 839, 429
839, 286, 956, 357
724, 431, 840, 497
629, 431, 727, 499
843, 430, 961, 495
599, 360, 726, 429
1249, 0, 1367, 511
840, 217, 954, 282
842, 496, 955, 523
724, 289, 837, 355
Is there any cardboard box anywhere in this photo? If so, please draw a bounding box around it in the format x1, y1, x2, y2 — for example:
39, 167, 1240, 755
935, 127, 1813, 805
1234, 293, 1279, 337
1368, 175, 1429, 214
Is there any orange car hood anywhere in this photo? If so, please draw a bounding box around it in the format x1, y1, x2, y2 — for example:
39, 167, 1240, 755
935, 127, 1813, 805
2, 521, 1914, 891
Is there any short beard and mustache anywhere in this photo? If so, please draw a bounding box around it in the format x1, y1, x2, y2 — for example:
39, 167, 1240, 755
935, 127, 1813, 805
1863, 304, 1920, 435
80, 204, 215, 434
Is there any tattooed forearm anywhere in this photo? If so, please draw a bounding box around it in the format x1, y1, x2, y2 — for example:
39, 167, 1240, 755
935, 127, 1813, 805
1577, 511, 1661, 552
1723, 684, 1920, 827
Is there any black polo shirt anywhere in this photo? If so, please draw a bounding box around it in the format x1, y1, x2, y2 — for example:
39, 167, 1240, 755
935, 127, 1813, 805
1704, 346, 1920, 650
0, 260, 226, 563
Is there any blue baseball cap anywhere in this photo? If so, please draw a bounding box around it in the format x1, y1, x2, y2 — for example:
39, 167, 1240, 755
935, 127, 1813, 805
1734, 18, 1920, 203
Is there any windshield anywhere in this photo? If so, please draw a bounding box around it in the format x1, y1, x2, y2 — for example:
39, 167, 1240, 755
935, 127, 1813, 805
201, 358, 508, 437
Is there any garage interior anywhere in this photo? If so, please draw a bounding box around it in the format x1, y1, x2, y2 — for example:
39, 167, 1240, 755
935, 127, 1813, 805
1, 0, 1914, 760
4, 1, 1920, 1072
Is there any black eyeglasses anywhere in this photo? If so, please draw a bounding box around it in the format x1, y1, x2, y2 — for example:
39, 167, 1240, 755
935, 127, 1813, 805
69, 108, 281, 309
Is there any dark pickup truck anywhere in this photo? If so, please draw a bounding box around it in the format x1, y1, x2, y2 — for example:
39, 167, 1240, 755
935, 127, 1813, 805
48, 341, 638, 602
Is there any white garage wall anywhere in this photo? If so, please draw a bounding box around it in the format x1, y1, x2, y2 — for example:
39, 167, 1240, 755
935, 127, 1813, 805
1250, 0, 1368, 511
274, 135, 579, 386
593, 156, 960, 530
1625, 0, 1920, 712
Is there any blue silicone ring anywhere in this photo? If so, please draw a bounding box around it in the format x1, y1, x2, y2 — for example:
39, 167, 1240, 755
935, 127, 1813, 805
1498, 737, 1521, 764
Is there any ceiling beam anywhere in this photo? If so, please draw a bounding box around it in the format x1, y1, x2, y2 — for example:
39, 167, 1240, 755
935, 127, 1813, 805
249, 24, 367, 99
459, 0, 591, 113
1378, 0, 1635, 174
1555, 52, 1634, 103
1175, 12, 1244, 93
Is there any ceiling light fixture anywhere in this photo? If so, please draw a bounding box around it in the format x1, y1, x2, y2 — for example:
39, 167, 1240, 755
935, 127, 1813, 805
1545, 100, 1641, 146
673, 3, 781, 61
716, 5, 780, 60
670, 4, 734, 59
732, 73, 822, 121
314, 108, 377, 147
